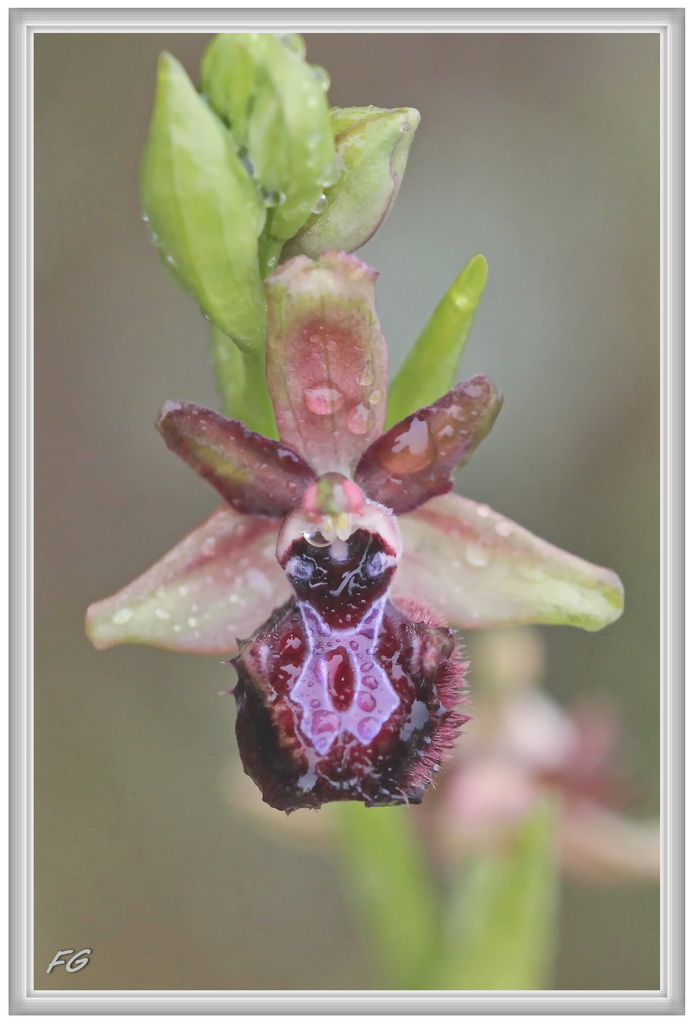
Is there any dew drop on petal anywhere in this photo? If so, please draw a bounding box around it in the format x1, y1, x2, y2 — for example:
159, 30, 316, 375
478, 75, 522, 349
463, 543, 490, 569
312, 65, 331, 90
495, 520, 513, 538
155, 608, 171, 620
303, 527, 336, 548
311, 192, 328, 214
304, 382, 346, 416
357, 691, 377, 713
263, 190, 286, 208
112, 607, 133, 625
311, 710, 339, 735
357, 717, 380, 742
381, 417, 433, 472
346, 403, 371, 435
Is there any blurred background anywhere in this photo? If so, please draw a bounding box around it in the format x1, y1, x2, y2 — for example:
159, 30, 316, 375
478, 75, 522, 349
35, 31, 659, 991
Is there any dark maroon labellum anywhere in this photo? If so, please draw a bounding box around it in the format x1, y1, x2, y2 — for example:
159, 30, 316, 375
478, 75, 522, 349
232, 522, 468, 811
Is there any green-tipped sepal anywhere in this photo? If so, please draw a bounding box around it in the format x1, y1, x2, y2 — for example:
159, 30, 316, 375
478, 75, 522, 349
283, 106, 420, 260
140, 53, 266, 350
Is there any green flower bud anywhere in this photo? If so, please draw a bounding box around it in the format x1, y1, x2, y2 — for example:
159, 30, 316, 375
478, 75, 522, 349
282, 106, 420, 261
140, 52, 267, 351
201, 33, 336, 244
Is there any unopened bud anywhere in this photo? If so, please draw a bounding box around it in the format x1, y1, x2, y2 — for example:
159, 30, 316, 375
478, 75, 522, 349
283, 106, 420, 260
201, 33, 336, 243
140, 53, 266, 350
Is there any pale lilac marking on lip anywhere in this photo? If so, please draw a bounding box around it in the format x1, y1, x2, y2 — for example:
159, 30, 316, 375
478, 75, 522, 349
291, 596, 400, 753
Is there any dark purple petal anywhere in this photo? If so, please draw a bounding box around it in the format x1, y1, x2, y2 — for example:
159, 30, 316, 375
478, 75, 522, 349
354, 376, 502, 514
157, 400, 315, 517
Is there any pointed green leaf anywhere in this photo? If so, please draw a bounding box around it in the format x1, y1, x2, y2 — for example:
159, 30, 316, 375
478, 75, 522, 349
140, 52, 266, 350
387, 255, 488, 427
395, 493, 624, 631
433, 799, 560, 990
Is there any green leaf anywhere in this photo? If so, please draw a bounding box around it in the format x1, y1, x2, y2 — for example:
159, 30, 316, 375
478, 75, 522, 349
387, 255, 488, 427
332, 803, 440, 988
433, 799, 560, 990
140, 52, 267, 350
209, 324, 278, 438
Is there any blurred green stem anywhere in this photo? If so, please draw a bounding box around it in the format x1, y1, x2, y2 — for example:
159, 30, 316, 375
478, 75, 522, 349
431, 799, 560, 990
209, 324, 277, 438
333, 803, 441, 989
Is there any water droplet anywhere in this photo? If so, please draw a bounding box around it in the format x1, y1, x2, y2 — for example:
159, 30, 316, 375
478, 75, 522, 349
357, 691, 377, 713
238, 147, 255, 177
476, 504, 491, 518
112, 607, 133, 625
155, 608, 171, 620
310, 698, 321, 709
165, 253, 176, 266
263, 190, 286, 208
346, 403, 371, 435
357, 717, 380, 742
368, 388, 384, 408
362, 675, 378, 690
304, 382, 345, 416
266, 255, 278, 268
381, 417, 433, 472
201, 537, 216, 556
303, 527, 336, 548
464, 543, 490, 569
311, 65, 330, 91
280, 33, 306, 58
141, 213, 149, 223
311, 710, 339, 735
495, 520, 513, 538
178, 584, 188, 596
321, 155, 343, 188
187, 616, 198, 628
311, 192, 328, 215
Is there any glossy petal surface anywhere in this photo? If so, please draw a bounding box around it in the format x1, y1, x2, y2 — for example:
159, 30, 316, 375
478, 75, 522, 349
86, 507, 288, 655
265, 251, 388, 475
394, 494, 624, 631
355, 376, 502, 514
157, 401, 315, 517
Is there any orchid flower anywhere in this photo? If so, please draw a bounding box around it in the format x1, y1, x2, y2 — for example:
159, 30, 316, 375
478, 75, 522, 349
86, 250, 623, 812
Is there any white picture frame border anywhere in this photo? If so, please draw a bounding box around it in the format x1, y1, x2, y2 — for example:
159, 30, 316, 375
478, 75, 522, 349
9, 7, 684, 1015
